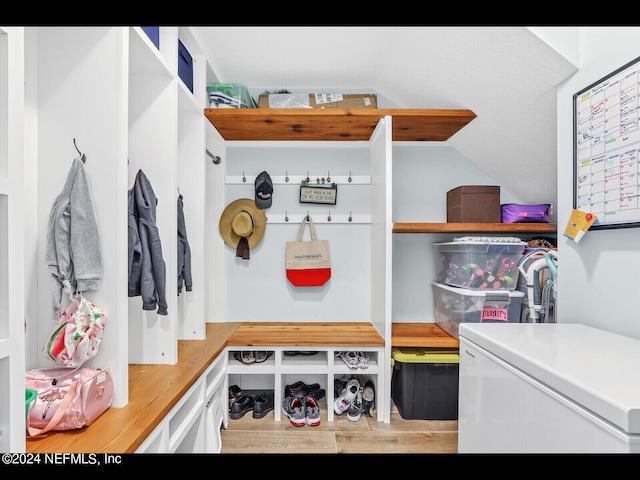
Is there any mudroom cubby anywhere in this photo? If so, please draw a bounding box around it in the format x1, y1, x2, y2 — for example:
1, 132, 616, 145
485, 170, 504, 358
204, 107, 476, 424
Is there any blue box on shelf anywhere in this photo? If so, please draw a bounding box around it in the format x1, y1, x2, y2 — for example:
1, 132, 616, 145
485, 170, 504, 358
178, 40, 193, 93
141, 26, 159, 50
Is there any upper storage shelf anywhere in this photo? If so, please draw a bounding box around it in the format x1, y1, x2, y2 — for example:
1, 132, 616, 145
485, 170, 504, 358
392, 222, 558, 234
203, 108, 477, 141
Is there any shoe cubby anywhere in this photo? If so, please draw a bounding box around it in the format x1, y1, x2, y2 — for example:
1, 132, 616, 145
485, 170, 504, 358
225, 347, 384, 423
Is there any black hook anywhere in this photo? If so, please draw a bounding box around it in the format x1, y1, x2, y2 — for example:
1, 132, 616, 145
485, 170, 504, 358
73, 138, 86, 163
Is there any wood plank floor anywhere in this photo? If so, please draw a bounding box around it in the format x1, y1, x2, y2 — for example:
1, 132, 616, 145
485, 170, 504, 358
221, 398, 458, 454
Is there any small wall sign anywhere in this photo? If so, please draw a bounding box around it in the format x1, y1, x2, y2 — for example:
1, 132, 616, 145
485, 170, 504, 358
299, 185, 337, 205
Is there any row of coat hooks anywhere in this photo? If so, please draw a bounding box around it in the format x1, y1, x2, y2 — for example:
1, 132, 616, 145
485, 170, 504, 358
242, 170, 350, 183
265, 211, 371, 225
227, 171, 371, 186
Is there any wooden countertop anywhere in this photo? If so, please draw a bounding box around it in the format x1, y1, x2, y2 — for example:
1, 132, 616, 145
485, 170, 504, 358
391, 323, 459, 348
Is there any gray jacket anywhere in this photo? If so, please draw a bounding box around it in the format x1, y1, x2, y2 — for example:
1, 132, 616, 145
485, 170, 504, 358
46, 157, 103, 320
128, 169, 168, 315
177, 194, 192, 295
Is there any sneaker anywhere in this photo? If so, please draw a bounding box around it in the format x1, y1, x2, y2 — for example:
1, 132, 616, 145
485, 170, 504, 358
333, 378, 360, 415
347, 386, 364, 422
282, 396, 306, 427
304, 395, 321, 426
357, 351, 370, 369
337, 351, 360, 369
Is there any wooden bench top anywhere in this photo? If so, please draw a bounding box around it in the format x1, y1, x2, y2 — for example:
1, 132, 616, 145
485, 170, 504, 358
227, 322, 385, 347
391, 323, 459, 348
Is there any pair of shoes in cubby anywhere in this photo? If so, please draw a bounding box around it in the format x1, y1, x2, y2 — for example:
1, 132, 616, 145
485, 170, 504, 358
334, 376, 375, 421
282, 395, 320, 427
284, 380, 325, 401
336, 351, 369, 369
229, 385, 274, 420
234, 351, 272, 364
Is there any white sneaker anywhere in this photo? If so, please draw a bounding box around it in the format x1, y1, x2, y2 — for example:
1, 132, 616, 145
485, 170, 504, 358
333, 378, 360, 414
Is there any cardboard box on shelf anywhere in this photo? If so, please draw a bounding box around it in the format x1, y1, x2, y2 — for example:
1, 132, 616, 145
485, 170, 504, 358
258, 93, 377, 109
447, 185, 501, 223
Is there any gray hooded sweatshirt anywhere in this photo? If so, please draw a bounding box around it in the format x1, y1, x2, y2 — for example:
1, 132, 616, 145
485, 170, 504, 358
46, 156, 103, 321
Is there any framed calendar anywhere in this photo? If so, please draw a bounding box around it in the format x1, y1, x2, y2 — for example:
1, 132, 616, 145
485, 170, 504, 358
574, 55, 640, 230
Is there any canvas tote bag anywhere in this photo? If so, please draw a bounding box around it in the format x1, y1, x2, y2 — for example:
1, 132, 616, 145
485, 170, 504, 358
286, 216, 331, 286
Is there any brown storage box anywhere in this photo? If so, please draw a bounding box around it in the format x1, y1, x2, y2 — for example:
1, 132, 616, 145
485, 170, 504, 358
447, 186, 501, 223
258, 93, 377, 109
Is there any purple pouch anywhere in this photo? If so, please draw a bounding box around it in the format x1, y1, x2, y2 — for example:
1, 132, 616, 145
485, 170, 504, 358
501, 203, 551, 223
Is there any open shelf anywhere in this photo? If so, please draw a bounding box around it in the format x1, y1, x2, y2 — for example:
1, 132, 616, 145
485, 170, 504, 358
392, 222, 558, 234
204, 108, 477, 142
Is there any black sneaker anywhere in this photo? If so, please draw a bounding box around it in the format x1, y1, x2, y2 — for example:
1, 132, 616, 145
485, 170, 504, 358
284, 381, 310, 398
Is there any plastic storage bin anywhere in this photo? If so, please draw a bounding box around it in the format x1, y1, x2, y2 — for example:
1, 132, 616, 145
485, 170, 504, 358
391, 347, 459, 420
432, 281, 524, 339
207, 83, 256, 109
433, 239, 526, 290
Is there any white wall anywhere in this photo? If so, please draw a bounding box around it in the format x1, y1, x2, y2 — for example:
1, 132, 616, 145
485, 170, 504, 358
557, 27, 640, 340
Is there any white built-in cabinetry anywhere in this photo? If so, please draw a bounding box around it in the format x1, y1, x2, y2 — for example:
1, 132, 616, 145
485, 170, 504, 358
17, 26, 218, 453
0, 26, 26, 453
136, 351, 228, 453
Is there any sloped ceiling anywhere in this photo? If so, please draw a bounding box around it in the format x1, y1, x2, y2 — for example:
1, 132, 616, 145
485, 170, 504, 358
191, 26, 579, 209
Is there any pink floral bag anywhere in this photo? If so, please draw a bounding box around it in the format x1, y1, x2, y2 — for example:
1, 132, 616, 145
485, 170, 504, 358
43, 295, 107, 368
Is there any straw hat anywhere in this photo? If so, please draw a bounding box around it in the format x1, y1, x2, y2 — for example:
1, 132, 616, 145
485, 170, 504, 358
219, 198, 267, 249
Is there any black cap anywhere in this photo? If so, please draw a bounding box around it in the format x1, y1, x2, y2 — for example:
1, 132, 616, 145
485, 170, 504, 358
255, 171, 273, 209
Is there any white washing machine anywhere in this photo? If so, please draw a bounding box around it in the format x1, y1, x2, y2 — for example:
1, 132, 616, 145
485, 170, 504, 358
458, 323, 640, 453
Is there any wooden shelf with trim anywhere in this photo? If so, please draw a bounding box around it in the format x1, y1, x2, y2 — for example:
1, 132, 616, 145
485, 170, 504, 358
204, 108, 477, 142
392, 222, 558, 234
